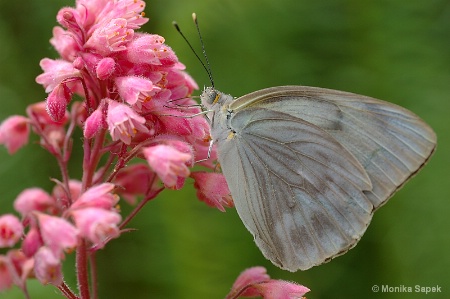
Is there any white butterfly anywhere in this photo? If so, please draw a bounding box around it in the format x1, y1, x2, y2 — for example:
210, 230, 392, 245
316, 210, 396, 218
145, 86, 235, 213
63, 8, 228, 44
201, 85, 436, 271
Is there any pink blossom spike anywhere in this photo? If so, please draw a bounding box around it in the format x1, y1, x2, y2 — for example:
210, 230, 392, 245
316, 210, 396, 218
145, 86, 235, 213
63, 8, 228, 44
14, 188, 55, 217
0, 214, 23, 248
191, 172, 233, 212
71, 208, 121, 248
36, 213, 79, 258
70, 183, 118, 210
143, 144, 192, 188
0, 115, 30, 154
106, 100, 149, 144
34, 247, 63, 286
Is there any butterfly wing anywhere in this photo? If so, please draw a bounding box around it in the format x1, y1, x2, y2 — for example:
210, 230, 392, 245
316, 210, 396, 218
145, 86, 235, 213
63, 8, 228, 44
216, 86, 436, 271
216, 107, 375, 271
232, 86, 437, 208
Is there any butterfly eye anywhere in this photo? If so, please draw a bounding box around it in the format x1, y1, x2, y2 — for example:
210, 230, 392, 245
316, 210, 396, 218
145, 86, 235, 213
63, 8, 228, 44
201, 87, 220, 107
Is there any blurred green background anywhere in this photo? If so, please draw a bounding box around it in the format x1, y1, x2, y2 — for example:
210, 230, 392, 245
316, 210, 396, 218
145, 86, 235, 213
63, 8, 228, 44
1, 0, 449, 298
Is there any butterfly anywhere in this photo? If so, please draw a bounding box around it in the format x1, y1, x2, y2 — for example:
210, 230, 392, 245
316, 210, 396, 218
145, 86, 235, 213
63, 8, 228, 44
201, 85, 436, 271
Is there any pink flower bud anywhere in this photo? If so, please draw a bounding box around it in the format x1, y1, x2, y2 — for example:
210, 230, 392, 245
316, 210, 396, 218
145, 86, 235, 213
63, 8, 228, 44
0, 255, 13, 291
26, 101, 68, 127
0, 215, 23, 248
46, 83, 72, 122
22, 227, 43, 257
106, 100, 149, 144
71, 183, 118, 210
71, 208, 121, 248
84, 103, 106, 139
0, 115, 30, 154
143, 144, 192, 188
14, 188, 55, 217
191, 172, 233, 212
96, 57, 116, 80
34, 247, 63, 285
36, 213, 79, 258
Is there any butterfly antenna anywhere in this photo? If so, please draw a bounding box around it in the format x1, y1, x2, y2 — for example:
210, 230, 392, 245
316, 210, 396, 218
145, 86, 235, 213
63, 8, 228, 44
192, 13, 214, 88
173, 17, 215, 88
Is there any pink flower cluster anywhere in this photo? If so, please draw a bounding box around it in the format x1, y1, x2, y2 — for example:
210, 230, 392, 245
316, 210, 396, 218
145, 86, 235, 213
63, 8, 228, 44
0, 182, 120, 288
0, 0, 309, 297
0, 0, 233, 295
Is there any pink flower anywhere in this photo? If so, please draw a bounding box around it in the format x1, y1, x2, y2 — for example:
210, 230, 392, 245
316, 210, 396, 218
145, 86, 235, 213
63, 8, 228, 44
115, 76, 160, 107
0, 214, 23, 248
36, 213, 79, 258
226, 267, 310, 299
0, 255, 13, 291
106, 100, 149, 144
14, 188, 56, 217
35, 58, 79, 93
70, 183, 118, 210
0, 115, 30, 154
71, 208, 121, 248
85, 18, 134, 55
143, 144, 192, 188
113, 164, 159, 204
126, 34, 176, 65
46, 82, 72, 122
50, 26, 79, 61
191, 172, 233, 212
34, 247, 63, 285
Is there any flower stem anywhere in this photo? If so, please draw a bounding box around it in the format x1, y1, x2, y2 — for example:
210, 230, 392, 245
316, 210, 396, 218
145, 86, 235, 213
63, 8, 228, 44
76, 239, 90, 299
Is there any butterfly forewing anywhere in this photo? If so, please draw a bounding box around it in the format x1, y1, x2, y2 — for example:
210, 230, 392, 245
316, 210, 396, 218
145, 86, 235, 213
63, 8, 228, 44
233, 86, 437, 208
